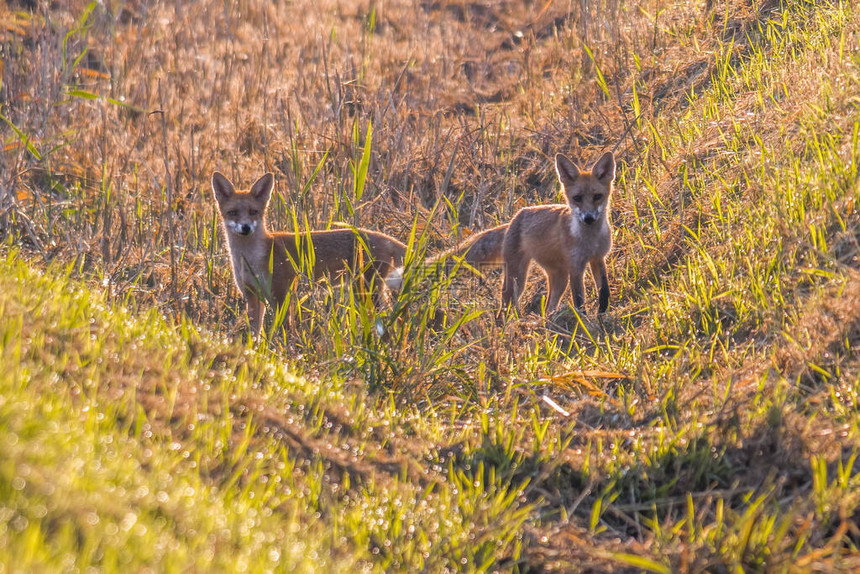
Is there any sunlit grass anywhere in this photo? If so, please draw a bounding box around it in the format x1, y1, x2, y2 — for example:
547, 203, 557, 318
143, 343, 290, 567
0, 253, 539, 571
2, 0, 860, 570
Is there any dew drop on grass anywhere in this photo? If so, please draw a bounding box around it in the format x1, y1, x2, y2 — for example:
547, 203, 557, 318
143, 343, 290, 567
11, 515, 28, 531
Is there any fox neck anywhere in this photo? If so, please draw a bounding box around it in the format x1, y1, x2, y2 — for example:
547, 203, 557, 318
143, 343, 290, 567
222, 220, 275, 298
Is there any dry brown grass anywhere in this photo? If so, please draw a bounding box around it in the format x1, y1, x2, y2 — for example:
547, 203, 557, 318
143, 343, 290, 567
1, 0, 711, 325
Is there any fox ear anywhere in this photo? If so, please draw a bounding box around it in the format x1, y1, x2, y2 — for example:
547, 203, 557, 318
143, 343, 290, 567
555, 154, 581, 186
250, 173, 274, 203
211, 171, 234, 203
591, 151, 616, 184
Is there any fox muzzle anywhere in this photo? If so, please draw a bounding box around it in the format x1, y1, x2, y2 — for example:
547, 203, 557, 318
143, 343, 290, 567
226, 220, 258, 236
580, 212, 601, 225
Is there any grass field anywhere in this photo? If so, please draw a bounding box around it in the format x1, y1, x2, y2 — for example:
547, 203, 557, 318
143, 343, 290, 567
2, 0, 860, 570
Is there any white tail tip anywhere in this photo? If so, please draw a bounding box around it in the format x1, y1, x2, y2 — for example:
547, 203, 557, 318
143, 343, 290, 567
385, 267, 404, 292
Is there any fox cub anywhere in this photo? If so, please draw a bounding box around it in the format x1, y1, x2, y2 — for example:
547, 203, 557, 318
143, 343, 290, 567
212, 171, 407, 337
500, 151, 615, 316
384, 223, 509, 292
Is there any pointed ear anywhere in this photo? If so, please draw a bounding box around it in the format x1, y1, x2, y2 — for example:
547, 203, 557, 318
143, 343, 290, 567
211, 171, 235, 203
250, 173, 274, 203
591, 151, 616, 184
555, 154, 581, 187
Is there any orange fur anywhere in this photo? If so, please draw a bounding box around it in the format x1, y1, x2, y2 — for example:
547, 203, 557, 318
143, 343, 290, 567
385, 224, 508, 291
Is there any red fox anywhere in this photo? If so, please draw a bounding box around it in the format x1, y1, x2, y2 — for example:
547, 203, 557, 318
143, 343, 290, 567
500, 151, 615, 316
211, 171, 407, 337
384, 223, 509, 292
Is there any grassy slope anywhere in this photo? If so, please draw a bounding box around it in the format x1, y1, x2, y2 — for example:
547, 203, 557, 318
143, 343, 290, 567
2, 0, 860, 571
0, 253, 537, 571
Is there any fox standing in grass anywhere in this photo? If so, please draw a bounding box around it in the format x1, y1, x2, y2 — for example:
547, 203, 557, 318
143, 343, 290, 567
211, 171, 407, 337
500, 151, 615, 316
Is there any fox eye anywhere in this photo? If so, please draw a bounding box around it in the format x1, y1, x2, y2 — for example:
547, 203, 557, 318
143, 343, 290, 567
227, 209, 239, 217
593, 194, 603, 202
249, 209, 259, 216
572, 195, 583, 203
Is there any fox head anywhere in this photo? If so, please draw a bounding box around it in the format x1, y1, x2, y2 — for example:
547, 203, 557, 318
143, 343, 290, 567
555, 151, 615, 227
211, 172, 274, 237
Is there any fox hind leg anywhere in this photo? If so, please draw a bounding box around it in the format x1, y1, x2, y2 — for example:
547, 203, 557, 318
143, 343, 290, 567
501, 255, 529, 315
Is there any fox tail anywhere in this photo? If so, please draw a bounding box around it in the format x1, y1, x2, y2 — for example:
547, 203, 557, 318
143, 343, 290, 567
385, 223, 508, 292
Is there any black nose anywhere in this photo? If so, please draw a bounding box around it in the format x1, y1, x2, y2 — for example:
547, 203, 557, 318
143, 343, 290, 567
583, 214, 596, 225
239, 225, 251, 235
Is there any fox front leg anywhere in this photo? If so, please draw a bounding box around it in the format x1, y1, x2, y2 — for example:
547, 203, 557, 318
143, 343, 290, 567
589, 258, 610, 313
245, 293, 265, 339
544, 266, 570, 315
569, 263, 587, 311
